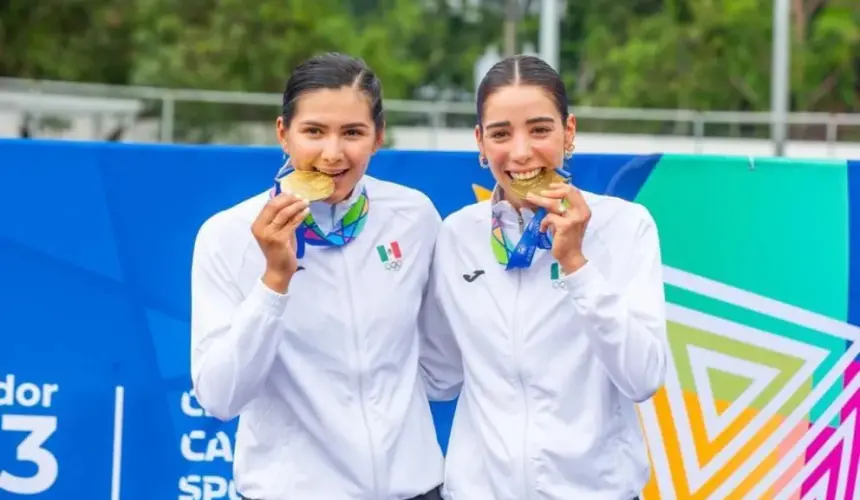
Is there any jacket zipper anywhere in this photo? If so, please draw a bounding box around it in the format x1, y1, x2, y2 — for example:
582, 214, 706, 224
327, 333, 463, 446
513, 213, 531, 499
338, 210, 379, 498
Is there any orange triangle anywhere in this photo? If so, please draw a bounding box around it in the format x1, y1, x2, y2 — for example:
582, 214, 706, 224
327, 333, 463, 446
472, 184, 492, 202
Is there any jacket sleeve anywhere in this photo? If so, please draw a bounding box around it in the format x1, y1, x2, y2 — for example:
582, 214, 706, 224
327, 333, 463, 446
190, 219, 289, 421
562, 205, 668, 403
417, 216, 464, 401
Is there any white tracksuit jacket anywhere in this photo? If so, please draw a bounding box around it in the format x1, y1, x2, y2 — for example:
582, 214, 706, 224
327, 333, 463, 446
419, 188, 669, 500
190, 176, 444, 500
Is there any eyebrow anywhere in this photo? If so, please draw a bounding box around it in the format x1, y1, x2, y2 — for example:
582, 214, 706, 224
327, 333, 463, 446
299, 120, 371, 129
484, 116, 555, 129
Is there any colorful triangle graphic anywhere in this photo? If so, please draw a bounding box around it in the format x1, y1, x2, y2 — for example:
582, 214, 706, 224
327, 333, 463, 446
638, 267, 858, 500
707, 369, 755, 416
668, 322, 807, 468
689, 346, 780, 442
779, 409, 858, 500
649, 304, 832, 498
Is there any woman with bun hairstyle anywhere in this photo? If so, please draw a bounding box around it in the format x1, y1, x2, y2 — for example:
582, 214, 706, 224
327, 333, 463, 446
191, 53, 446, 500
420, 55, 668, 500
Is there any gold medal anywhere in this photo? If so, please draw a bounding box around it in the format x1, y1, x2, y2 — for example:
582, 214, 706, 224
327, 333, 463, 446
279, 170, 335, 201
508, 170, 565, 199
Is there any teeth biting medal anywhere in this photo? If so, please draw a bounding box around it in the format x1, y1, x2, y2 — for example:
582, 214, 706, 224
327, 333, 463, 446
509, 169, 565, 199
279, 169, 336, 201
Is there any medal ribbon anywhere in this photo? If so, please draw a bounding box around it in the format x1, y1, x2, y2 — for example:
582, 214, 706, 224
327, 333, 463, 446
271, 162, 369, 256
490, 168, 571, 270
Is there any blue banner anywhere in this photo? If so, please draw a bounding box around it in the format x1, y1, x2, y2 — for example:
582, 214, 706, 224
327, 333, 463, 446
0, 139, 657, 500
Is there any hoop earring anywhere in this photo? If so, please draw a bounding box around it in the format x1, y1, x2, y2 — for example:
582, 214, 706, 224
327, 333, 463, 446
564, 144, 575, 159
479, 155, 490, 169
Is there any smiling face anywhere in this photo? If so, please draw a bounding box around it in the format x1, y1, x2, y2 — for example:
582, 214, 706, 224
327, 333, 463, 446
475, 84, 576, 205
276, 86, 384, 204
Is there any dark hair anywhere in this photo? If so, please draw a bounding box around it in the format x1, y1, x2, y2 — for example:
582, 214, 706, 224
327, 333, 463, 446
281, 52, 384, 130
476, 55, 569, 127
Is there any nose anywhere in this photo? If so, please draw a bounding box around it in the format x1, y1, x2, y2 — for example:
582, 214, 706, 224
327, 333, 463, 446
320, 137, 344, 164
510, 133, 531, 164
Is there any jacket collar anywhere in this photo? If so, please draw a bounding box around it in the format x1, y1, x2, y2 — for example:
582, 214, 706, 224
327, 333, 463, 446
490, 184, 537, 234
308, 177, 366, 233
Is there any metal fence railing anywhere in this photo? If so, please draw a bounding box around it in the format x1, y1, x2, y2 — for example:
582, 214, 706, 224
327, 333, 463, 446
2, 77, 859, 154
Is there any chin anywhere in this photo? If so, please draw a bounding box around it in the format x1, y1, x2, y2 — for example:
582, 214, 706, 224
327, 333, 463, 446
325, 186, 353, 204
324, 192, 346, 204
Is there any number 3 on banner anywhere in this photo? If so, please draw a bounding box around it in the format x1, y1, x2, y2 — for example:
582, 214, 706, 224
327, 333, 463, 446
0, 414, 59, 495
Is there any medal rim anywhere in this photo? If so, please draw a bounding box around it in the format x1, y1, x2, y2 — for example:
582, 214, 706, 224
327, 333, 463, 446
280, 170, 336, 201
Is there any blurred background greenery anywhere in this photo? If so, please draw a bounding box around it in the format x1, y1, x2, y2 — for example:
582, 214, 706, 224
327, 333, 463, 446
1, 0, 857, 143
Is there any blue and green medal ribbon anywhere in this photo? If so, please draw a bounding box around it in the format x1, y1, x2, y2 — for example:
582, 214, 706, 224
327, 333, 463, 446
271, 162, 369, 257
491, 168, 572, 270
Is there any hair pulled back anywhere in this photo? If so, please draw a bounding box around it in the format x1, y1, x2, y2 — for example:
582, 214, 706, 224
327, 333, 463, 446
281, 52, 384, 130
476, 55, 569, 126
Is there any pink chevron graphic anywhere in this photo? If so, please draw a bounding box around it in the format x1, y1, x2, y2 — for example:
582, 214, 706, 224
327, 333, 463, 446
800, 434, 852, 499
798, 361, 860, 500
842, 362, 860, 500
303, 228, 324, 241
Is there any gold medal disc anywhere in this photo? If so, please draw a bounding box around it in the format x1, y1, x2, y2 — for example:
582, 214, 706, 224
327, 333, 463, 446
279, 170, 336, 201
508, 170, 565, 199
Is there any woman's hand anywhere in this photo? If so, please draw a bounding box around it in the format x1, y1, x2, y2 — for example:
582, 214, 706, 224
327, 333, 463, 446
526, 183, 591, 273
251, 193, 310, 293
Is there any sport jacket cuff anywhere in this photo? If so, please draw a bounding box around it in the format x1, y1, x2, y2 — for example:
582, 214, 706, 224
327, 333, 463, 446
248, 278, 290, 316
561, 260, 603, 299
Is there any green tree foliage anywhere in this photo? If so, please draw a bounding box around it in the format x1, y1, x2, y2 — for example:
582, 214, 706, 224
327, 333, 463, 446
1, 0, 857, 120
563, 0, 859, 113
130, 0, 426, 97
0, 0, 133, 83
130, 0, 436, 140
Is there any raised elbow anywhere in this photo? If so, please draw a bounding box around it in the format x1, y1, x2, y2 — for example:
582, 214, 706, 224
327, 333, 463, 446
629, 358, 667, 403
630, 383, 662, 403
203, 402, 240, 422
195, 389, 241, 422
191, 374, 243, 422
630, 327, 669, 402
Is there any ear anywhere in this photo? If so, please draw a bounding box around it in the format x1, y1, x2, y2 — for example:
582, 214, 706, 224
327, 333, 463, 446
275, 116, 290, 154
474, 125, 485, 159
372, 123, 386, 153
564, 114, 577, 148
